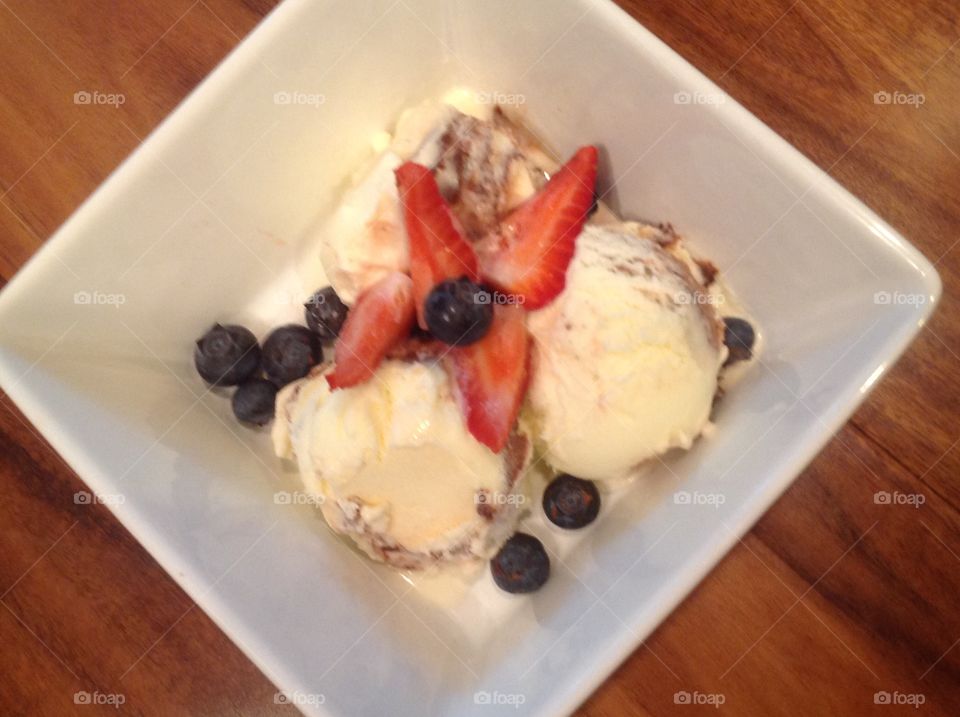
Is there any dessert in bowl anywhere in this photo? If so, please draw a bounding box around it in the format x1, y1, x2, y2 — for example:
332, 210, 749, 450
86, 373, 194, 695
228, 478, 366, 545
192, 91, 756, 591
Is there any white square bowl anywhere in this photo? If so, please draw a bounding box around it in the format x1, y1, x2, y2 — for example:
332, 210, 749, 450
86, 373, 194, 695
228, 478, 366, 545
0, 0, 940, 715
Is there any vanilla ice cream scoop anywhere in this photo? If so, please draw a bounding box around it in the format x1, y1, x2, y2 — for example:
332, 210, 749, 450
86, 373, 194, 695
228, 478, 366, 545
525, 223, 726, 481
317, 103, 455, 304
273, 360, 530, 569
318, 99, 553, 303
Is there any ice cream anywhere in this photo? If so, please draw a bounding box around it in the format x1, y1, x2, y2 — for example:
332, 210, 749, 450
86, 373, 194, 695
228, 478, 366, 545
433, 110, 555, 240
317, 150, 411, 306
317, 96, 553, 304
273, 359, 530, 569
271, 92, 751, 578
524, 222, 727, 481
316, 103, 452, 305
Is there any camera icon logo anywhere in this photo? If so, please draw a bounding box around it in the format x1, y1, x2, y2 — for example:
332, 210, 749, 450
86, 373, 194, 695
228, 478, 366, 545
874, 91, 891, 105
874, 491, 891, 505
674, 91, 691, 105
474, 691, 491, 704
273, 91, 291, 105
673, 491, 691, 505
73, 91, 91, 105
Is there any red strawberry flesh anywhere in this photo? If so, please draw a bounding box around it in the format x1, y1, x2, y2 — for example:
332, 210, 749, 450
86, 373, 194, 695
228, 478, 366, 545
395, 162, 480, 327
480, 145, 598, 310
327, 272, 415, 390
446, 304, 530, 453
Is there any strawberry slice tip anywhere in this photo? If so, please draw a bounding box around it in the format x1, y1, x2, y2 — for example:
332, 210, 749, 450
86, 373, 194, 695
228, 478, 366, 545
445, 304, 530, 453
326, 272, 416, 390
395, 162, 480, 328
480, 145, 598, 310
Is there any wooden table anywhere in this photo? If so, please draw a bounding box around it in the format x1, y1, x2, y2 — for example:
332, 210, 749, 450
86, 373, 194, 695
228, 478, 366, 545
1, 0, 958, 714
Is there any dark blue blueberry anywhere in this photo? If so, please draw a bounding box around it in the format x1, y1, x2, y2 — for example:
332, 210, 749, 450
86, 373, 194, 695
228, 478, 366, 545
542, 474, 600, 529
490, 533, 550, 593
304, 287, 349, 341
193, 324, 260, 386
423, 277, 493, 346
723, 317, 755, 365
231, 379, 277, 426
262, 324, 321, 386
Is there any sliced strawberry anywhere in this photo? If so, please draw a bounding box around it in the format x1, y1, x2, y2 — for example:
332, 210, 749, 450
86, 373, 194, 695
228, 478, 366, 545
327, 272, 415, 390
395, 162, 480, 327
480, 145, 598, 310
446, 304, 530, 453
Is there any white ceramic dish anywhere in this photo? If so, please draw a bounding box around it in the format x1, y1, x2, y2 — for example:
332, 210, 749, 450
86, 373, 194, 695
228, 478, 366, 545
0, 0, 940, 715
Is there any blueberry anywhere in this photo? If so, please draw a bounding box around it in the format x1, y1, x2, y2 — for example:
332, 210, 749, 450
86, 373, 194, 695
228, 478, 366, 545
423, 277, 493, 346
262, 324, 321, 386
194, 324, 260, 386
542, 474, 601, 529
305, 287, 349, 341
490, 533, 550, 593
723, 317, 755, 365
231, 379, 277, 426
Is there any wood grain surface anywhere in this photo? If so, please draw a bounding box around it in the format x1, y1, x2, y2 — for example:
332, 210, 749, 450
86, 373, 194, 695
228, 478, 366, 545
1, 0, 958, 714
